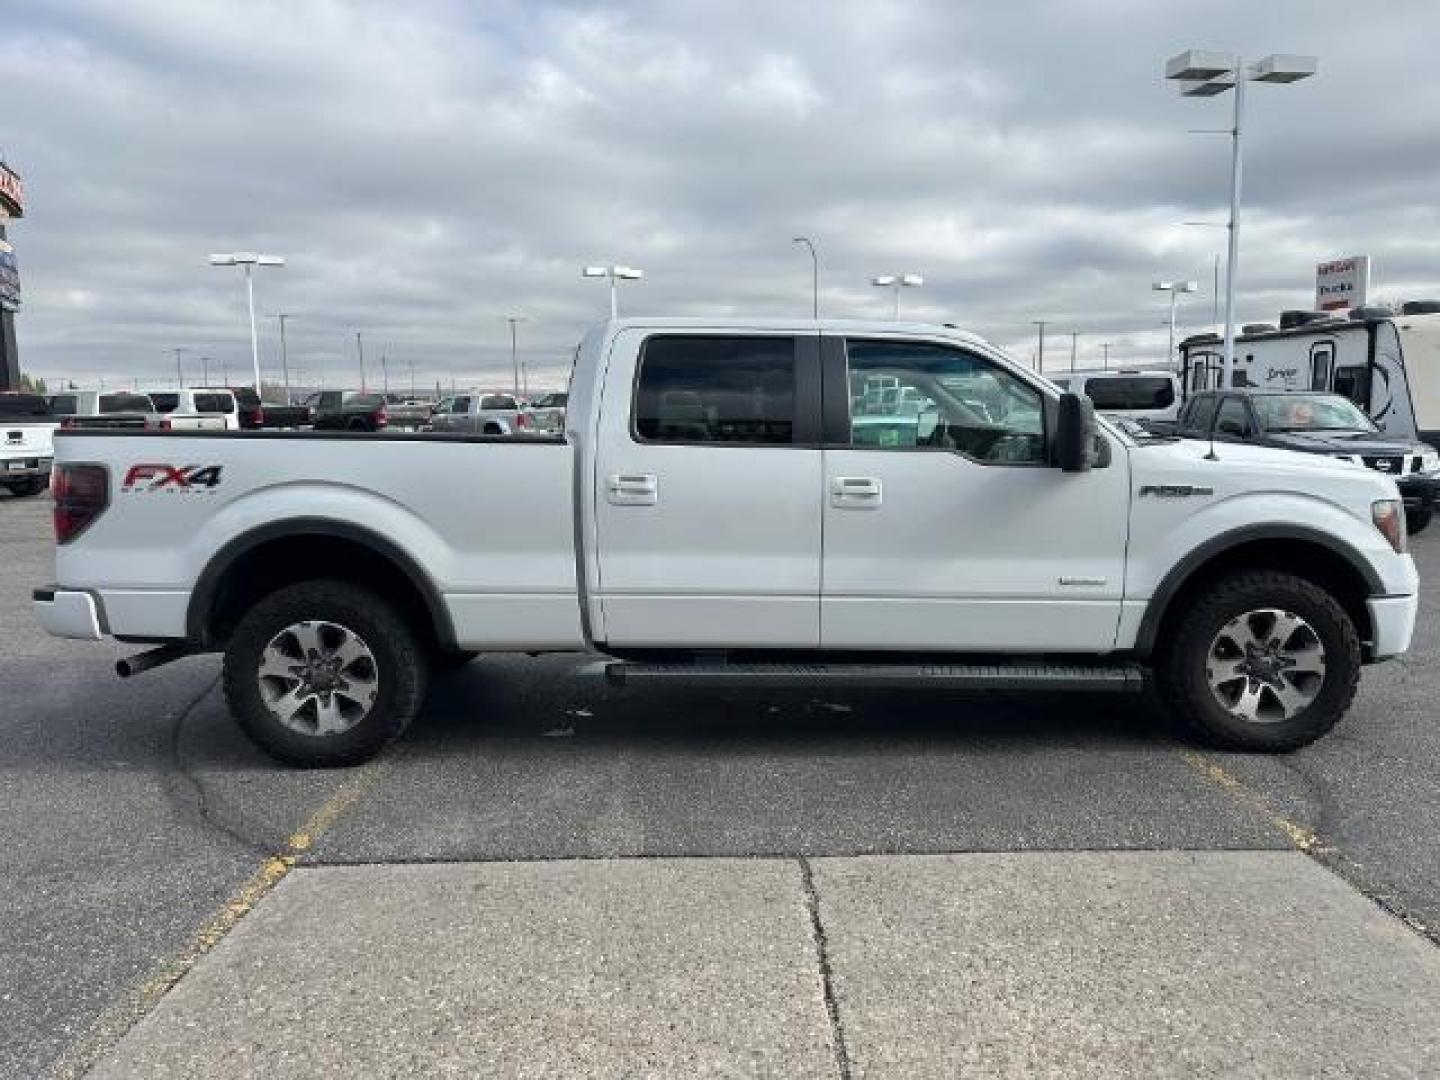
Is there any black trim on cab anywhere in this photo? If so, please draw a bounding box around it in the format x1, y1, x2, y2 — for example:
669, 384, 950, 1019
186, 518, 457, 649
1132, 524, 1386, 656
54, 429, 565, 444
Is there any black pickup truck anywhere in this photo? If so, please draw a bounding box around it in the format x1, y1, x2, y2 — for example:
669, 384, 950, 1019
1158, 389, 1439, 532
306, 390, 390, 432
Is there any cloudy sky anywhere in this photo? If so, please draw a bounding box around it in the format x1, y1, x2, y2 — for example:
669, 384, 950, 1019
6, 0, 1440, 392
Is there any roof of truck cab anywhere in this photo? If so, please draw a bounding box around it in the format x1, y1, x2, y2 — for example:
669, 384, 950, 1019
597, 317, 989, 346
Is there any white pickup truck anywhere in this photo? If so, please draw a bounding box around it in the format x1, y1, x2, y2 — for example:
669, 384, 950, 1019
34, 319, 1419, 766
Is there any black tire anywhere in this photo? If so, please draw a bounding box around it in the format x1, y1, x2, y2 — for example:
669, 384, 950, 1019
347, 417, 369, 432
7, 477, 46, 497
1406, 509, 1432, 536
222, 580, 427, 767
1154, 569, 1361, 752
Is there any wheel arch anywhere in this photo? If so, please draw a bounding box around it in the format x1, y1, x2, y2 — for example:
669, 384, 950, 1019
1134, 525, 1381, 659
186, 518, 457, 651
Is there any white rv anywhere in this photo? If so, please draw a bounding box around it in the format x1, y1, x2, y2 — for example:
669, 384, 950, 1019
1178, 303, 1440, 445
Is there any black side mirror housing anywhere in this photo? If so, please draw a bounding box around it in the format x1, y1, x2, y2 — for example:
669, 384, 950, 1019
1055, 392, 1097, 472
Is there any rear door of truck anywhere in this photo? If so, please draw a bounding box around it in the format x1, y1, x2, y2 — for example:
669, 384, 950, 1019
591, 327, 823, 647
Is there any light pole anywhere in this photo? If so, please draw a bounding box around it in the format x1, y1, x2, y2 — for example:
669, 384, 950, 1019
380, 353, 389, 395
582, 265, 643, 318
200, 356, 211, 384
273, 313, 294, 398
355, 331, 366, 390
1101, 342, 1112, 370
872, 274, 923, 319
209, 252, 285, 392
1031, 320, 1047, 372
1153, 280, 1199, 362
1165, 50, 1317, 386
792, 237, 818, 318
173, 347, 186, 387
1069, 331, 1079, 372
407, 359, 416, 399
521, 361, 530, 398
505, 315, 526, 398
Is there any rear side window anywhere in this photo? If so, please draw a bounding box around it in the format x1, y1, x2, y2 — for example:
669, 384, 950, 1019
480, 395, 514, 410
1215, 397, 1251, 436
149, 393, 181, 412
0, 394, 51, 418
634, 335, 795, 445
451, 396, 472, 413
194, 393, 233, 413
100, 394, 152, 413
50, 394, 78, 415
230, 387, 260, 408
1083, 377, 1175, 410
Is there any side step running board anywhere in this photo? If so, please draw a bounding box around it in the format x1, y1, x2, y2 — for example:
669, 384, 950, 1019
604, 660, 1145, 693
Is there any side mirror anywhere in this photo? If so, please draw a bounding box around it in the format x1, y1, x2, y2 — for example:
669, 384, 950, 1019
1055, 392, 1097, 473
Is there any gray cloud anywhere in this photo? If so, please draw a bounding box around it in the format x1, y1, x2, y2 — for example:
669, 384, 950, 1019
6, 0, 1439, 391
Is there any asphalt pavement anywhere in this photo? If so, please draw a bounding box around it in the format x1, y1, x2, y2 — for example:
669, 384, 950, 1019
2, 485, 1438, 1076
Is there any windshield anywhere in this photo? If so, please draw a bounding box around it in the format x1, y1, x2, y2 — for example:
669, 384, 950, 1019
1252, 393, 1378, 433
100, 393, 153, 413
0, 394, 51, 418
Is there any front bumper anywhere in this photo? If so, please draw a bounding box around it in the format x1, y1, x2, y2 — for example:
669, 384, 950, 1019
1, 455, 52, 479
32, 586, 104, 641
1367, 593, 1418, 661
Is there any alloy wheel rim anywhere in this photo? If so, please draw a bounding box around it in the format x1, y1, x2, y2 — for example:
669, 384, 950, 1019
257, 620, 380, 736
1205, 608, 1326, 724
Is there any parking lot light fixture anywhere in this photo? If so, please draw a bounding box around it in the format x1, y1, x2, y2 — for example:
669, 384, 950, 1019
1153, 280, 1200, 362
209, 252, 285, 392
583, 265, 644, 318
1165, 50, 1317, 387
872, 273, 924, 319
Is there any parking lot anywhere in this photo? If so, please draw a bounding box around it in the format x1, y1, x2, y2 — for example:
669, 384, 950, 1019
4, 486, 1440, 1075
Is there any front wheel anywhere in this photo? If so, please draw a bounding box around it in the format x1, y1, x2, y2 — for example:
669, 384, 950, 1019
1406, 509, 1432, 535
1155, 570, 1361, 752
222, 580, 427, 767
5, 477, 47, 497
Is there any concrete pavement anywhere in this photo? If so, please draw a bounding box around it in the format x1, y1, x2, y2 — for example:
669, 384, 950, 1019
90, 853, 1440, 1078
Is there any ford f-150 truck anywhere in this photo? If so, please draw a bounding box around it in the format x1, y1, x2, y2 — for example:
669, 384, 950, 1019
33, 319, 1419, 766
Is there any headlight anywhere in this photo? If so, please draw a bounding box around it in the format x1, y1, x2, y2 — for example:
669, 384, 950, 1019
1421, 449, 1440, 473
1372, 499, 1408, 554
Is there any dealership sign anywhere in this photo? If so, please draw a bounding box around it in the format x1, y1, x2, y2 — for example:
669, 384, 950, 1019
0, 163, 22, 218
0, 240, 18, 313
1315, 255, 1369, 311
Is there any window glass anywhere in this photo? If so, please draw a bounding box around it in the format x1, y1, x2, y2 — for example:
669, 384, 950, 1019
1310, 348, 1333, 390
0, 394, 52, 418
149, 393, 181, 412
50, 395, 78, 415
634, 336, 795, 445
845, 340, 1043, 463
1082, 376, 1175, 411
1251, 393, 1377, 433
1333, 366, 1370, 408
352, 394, 384, 409
319, 392, 343, 408
194, 393, 232, 413
451, 396, 472, 413
230, 387, 260, 407
1214, 397, 1250, 435
1181, 395, 1218, 435
100, 393, 152, 413
480, 395, 514, 410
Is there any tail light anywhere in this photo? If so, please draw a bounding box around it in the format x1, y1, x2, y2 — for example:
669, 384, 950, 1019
157, 417, 173, 431
53, 463, 110, 545
376, 408, 389, 428
515, 411, 531, 428
1372, 499, 1407, 554
254, 407, 264, 426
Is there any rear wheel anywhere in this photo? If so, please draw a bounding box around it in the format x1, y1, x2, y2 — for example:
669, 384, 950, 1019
1406, 509, 1432, 535
1155, 570, 1360, 752
222, 580, 427, 767
5, 477, 47, 497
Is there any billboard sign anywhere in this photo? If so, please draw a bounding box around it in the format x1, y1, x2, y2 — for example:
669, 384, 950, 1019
1315, 255, 1369, 311
0, 163, 22, 218
0, 240, 19, 312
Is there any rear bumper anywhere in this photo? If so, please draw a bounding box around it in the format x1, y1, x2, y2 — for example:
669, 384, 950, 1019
1, 455, 52, 478
1367, 594, 1417, 661
32, 586, 104, 641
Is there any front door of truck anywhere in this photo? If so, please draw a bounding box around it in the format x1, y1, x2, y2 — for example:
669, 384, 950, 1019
592, 329, 824, 647
819, 335, 1130, 651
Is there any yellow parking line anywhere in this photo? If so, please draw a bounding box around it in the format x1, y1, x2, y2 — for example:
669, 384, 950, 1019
46, 754, 395, 1080
1179, 750, 1322, 853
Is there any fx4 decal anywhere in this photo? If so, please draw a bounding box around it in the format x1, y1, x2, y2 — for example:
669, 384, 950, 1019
122, 463, 224, 492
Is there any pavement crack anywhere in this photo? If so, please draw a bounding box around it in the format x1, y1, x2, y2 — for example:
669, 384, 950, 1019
163, 673, 269, 857
798, 856, 853, 1080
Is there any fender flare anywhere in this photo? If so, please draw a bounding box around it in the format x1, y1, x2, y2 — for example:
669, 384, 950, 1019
185, 517, 457, 649
1132, 523, 1383, 657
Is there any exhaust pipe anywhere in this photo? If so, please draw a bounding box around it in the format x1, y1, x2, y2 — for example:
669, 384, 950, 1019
116, 642, 194, 679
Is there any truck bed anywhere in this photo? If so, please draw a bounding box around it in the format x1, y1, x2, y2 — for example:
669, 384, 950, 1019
50, 430, 583, 650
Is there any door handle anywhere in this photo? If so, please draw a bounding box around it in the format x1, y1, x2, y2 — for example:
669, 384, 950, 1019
831, 476, 882, 508
607, 473, 658, 506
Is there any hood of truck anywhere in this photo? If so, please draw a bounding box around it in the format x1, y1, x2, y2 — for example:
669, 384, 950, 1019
1130, 435, 1398, 505
1259, 430, 1427, 456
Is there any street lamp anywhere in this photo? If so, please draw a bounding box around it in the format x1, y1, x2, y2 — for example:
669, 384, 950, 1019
792, 237, 818, 318
582, 265, 643, 318
1152, 280, 1200, 362
505, 315, 527, 398
1165, 49, 1317, 386
272, 313, 295, 398
872, 273, 923, 319
355, 331, 366, 390
208, 252, 285, 392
